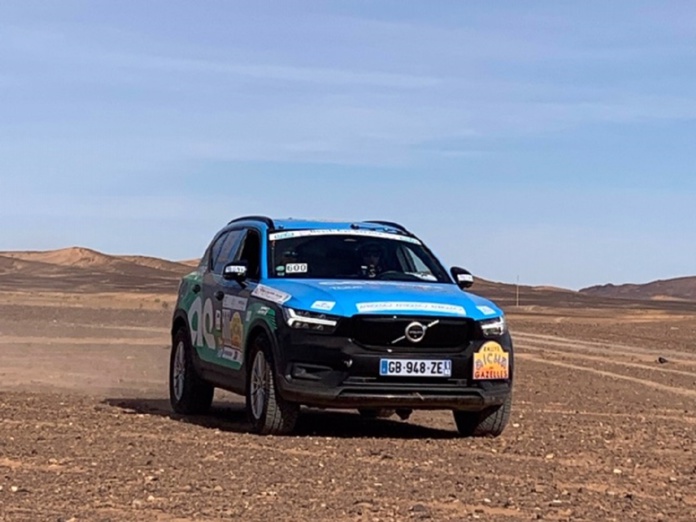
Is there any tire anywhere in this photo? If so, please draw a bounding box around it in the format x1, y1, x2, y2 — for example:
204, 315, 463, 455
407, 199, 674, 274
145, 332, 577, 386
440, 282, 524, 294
169, 328, 214, 415
358, 408, 396, 419
246, 334, 299, 435
453, 394, 512, 437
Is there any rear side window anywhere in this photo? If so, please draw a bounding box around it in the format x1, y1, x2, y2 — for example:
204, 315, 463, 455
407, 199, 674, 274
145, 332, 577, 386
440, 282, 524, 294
211, 230, 244, 274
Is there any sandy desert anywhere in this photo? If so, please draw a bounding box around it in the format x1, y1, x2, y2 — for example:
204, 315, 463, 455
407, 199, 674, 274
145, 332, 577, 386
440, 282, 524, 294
1, 248, 695, 521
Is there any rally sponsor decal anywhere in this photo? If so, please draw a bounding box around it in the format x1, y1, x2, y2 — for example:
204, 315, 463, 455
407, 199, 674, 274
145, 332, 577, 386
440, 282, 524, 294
473, 342, 510, 380
216, 309, 244, 367
222, 295, 248, 311
252, 284, 292, 304
214, 309, 222, 331
311, 300, 336, 312
476, 305, 497, 316
269, 229, 422, 245
355, 302, 467, 316
187, 296, 216, 349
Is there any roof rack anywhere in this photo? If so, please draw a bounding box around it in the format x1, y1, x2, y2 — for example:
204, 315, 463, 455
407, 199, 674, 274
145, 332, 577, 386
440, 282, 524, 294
363, 220, 411, 235
227, 215, 275, 229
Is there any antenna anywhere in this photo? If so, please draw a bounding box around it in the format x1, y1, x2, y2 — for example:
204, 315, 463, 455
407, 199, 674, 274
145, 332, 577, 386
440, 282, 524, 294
516, 275, 520, 308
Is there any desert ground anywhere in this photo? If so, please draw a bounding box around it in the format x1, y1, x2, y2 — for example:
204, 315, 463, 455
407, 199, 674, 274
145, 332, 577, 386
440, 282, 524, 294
1, 249, 695, 521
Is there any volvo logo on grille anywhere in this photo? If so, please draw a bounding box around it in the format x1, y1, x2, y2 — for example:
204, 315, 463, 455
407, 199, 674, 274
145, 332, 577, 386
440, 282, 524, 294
405, 322, 427, 343
391, 319, 440, 345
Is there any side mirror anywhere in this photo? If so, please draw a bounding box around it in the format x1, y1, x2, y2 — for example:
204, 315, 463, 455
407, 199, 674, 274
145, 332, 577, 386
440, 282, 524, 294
451, 267, 474, 290
223, 261, 248, 283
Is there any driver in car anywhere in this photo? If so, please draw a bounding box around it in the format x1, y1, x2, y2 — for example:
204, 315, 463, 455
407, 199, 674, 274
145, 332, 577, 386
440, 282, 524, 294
360, 243, 385, 278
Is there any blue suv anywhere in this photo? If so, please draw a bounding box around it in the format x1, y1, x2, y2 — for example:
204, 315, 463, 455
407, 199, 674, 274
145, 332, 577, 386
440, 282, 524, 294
170, 217, 513, 436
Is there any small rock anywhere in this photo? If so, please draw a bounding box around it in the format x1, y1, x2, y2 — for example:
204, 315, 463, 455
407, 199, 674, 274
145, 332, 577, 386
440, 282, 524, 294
214, 485, 224, 492
10, 486, 19, 493
132, 500, 143, 509
657, 357, 669, 364
613, 469, 623, 475
545, 454, 555, 460
147, 495, 156, 503
411, 504, 428, 512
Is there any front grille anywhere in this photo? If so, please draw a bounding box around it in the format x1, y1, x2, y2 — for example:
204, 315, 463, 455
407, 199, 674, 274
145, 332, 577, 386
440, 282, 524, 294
348, 315, 477, 350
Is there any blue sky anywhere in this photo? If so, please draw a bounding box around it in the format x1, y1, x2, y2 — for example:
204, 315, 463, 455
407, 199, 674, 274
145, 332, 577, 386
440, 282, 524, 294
1, 1, 694, 290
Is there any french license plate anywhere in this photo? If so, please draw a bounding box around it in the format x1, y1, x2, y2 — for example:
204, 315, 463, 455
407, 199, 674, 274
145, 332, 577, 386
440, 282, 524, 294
473, 341, 510, 380
380, 359, 452, 377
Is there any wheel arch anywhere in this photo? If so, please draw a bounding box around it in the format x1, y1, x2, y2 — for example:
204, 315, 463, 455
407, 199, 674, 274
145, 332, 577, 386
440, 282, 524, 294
244, 319, 282, 373
171, 309, 190, 340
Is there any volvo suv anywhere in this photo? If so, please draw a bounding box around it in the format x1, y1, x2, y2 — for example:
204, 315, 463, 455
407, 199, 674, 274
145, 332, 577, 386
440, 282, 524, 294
170, 217, 513, 436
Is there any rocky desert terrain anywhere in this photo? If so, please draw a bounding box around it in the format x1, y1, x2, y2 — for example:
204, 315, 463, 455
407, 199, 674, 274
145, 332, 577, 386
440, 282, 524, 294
1, 248, 695, 521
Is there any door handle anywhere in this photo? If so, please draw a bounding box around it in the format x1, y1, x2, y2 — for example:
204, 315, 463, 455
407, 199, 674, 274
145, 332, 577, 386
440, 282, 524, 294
214, 291, 224, 301
192, 284, 201, 294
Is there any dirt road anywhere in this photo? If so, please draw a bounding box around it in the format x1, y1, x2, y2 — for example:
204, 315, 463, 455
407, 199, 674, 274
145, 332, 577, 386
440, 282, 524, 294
1, 294, 695, 521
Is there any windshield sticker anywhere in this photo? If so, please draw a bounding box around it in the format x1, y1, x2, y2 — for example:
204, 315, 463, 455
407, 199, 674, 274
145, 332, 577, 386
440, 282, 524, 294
269, 229, 422, 245
222, 295, 248, 312
311, 300, 336, 312
476, 305, 497, 316
252, 284, 292, 304
286, 263, 308, 274
319, 281, 448, 292
356, 302, 467, 316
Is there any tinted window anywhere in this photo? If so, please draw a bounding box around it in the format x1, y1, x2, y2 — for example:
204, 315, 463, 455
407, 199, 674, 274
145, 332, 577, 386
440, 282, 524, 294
211, 230, 244, 274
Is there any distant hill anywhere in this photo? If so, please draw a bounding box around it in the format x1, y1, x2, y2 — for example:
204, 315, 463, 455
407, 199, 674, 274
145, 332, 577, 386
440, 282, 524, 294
580, 276, 696, 302
0, 247, 193, 293
4, 247, 693, 311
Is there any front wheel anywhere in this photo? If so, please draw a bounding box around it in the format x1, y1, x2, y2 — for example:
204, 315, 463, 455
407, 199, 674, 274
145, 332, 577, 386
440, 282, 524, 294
453, 394, 512, 437
246, 334, 299, 435
169, 328, 214, 415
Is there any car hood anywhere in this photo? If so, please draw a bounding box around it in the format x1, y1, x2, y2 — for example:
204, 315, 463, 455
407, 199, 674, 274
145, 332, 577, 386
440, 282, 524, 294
254, 279, 503, 320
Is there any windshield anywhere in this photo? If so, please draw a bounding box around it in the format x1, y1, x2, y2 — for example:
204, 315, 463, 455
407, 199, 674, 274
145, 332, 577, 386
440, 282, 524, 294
268, 229, 451, 283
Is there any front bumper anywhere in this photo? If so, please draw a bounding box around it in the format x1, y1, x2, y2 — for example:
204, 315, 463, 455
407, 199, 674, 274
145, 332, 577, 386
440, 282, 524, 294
274, 329, 513, 411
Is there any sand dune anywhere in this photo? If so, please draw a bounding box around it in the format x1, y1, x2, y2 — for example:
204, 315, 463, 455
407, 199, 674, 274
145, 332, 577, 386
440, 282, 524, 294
0, 247, 191, 293
3, 246, 116, 268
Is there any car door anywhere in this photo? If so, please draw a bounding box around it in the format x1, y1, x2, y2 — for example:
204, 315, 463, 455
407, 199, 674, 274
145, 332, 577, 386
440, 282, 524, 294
196, 228, 245, 383
214, 227, 264, 391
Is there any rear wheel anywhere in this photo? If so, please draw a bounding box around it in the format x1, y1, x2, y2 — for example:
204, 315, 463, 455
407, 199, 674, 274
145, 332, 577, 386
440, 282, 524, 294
246, 334, 299, 435
453, 394, 512, 437
169, 328, 214, 414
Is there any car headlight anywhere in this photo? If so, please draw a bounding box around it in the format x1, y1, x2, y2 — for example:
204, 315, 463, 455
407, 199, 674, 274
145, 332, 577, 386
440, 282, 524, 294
283, 308, 339, 333
480, 316, 507, 338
